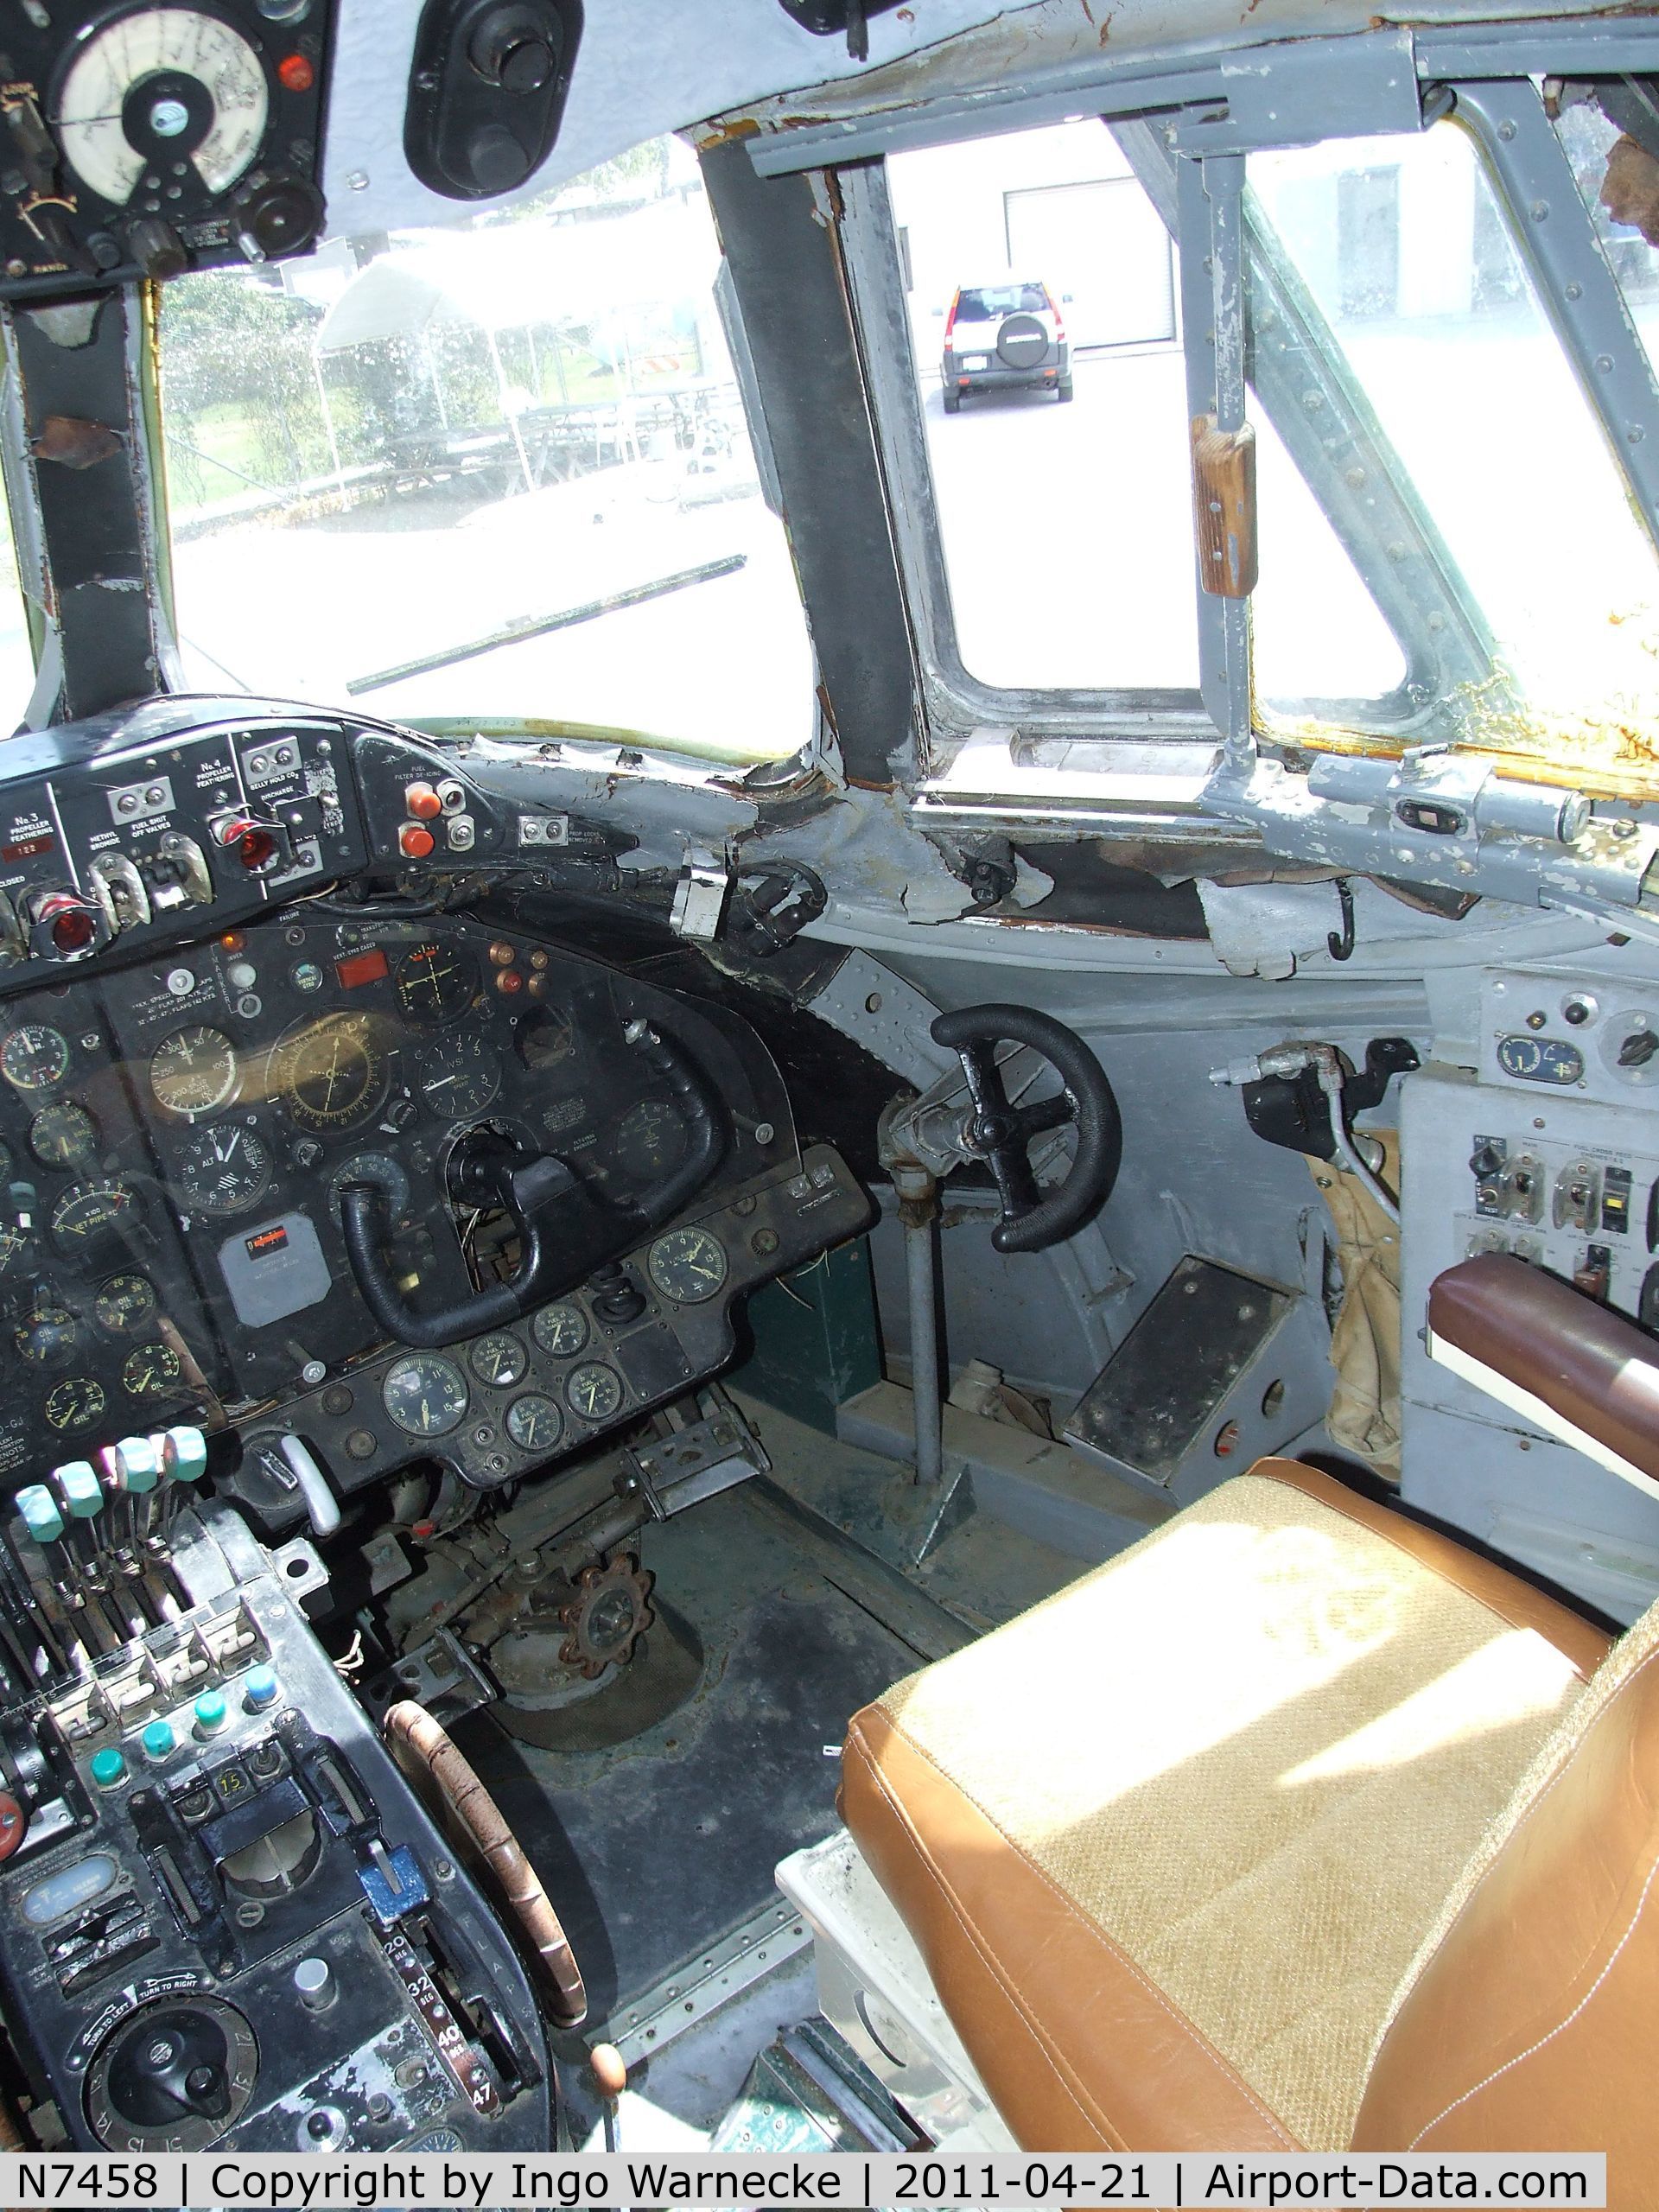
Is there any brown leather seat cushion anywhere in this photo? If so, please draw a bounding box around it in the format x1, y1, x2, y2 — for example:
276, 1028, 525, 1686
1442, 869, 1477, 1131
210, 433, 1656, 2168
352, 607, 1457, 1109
842, 1460, 1607, 2153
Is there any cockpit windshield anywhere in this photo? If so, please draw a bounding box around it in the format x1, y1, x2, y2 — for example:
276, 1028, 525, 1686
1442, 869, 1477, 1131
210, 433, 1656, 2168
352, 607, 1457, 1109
157, 135, 812, 764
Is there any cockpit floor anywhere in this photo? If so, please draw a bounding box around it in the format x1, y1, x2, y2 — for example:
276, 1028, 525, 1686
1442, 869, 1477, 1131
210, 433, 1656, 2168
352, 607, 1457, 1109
451, 1481, 928, 2027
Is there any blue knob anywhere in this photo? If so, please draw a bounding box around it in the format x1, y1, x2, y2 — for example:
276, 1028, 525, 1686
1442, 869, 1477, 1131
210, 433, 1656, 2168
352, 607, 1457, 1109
16, 1485, 64, 1546
243, 1664, 278, 1712
141, 1720, 175, 1763
90, 1747, 127, 1789
54, 1461, 101, 1521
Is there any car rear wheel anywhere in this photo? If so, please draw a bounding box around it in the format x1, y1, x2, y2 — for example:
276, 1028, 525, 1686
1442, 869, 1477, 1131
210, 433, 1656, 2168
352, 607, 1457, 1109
1057, 378, 1074, 403
943, 388, 962, 413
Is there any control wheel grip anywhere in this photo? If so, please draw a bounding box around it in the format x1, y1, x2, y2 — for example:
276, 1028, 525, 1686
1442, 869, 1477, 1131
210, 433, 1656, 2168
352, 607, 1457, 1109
384, 1699, 587, 2027
930, 1003, 1122, 1254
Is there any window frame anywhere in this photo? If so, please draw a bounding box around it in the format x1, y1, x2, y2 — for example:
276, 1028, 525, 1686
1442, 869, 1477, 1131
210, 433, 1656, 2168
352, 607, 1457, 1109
814, 24, 1659, 800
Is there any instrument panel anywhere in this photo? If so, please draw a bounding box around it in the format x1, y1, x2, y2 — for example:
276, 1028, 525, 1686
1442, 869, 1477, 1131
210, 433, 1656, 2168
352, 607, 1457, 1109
0, 904, 867, 1514
0, 695, 874, 1518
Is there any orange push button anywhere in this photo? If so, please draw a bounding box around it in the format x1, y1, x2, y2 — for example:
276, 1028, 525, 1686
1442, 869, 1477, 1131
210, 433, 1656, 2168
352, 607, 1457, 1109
404, 783, 443, 821
398, 824, 436, 859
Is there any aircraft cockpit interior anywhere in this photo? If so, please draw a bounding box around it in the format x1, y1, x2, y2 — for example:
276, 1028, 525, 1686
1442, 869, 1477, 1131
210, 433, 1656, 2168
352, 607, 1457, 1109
3, 0, 1659, 2188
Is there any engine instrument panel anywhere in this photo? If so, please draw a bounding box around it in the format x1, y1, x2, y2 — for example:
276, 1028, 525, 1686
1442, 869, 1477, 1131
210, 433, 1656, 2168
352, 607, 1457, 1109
0, 3, 335, 302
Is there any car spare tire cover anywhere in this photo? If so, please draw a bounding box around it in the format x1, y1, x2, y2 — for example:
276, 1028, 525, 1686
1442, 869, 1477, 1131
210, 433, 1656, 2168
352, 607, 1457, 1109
996, 313, 1048, 369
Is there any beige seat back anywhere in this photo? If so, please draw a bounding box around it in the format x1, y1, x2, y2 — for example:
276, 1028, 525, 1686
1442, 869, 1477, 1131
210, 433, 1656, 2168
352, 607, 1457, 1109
1353, 1599, 1659, 2161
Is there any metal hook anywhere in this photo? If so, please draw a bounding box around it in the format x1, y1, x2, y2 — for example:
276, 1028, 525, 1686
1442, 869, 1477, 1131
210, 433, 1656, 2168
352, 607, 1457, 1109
1327, 877, 1356, 963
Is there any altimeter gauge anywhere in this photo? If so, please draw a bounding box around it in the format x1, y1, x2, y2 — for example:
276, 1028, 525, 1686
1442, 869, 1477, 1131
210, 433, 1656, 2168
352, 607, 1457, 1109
175, 1122, 273, 1217
54, 9, 271, 208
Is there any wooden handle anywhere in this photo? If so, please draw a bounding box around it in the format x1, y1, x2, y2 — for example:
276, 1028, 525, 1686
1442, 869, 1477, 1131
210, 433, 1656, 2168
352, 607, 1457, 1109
1191, 413, 1258, 599
385, 1698, 588, 2028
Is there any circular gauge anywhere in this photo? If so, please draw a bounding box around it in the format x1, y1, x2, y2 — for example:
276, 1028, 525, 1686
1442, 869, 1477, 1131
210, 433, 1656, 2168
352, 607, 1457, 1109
506, 1393, 563, 1452
647, 1226, 729, 1305
55, 10, 270, 210
614, 1098, 688, 1183
531, 1301, 588, 1358
150, 1026, 238, 1117
2, 1024, 69, 1093
327, 1151, 411, 1223
382, 1354, 469, 1439
95, 1273, 157, 1334
565, 1361, 623, 1423
123, 1341, 184, 1402
396, 943, 480, 1024
52, 1178, 137, 1255
16, 1300, 77, 1364
469, 1332, 526, 1389
45, 1376, 105, 1433
270, 1014, 388, 1135
518, 1006, 575, 1071
29, 1100, 99, 1172
0, 1224, 35, 1279
175, 1123, 273, 1217
421, 1033, 501, 1121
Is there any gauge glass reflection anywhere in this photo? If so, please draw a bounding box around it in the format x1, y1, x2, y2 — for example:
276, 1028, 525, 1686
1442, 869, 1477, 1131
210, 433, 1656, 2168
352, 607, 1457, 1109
2, 1025, 69, 1093
176, 1123, 273, 1217
647, 1226, 729, 1305
29, 1101, 99, 1171
396, 943, 479, 1023
505, 1394, 563, 1452
17, 1300, 77, 1364
564, 1362, 623, 1422
150, 1027, 238, 1117
468, 1332, 526, 1389
95, 1273, 157, 1334
531, 1302, 588, 1358
51, 1178, 136, 1254
271, 1014, 388, 1134
382, 1354, 469, 1437
45, 1376, 105, 1432
123, 1341, 183, 1400
421, 1033, 501, 1121
0, 1224, 35, 1278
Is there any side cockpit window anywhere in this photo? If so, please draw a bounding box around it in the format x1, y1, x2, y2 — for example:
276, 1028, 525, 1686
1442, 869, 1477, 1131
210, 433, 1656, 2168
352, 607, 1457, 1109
1249, 119, 1659, 788
157, 136, 814, 764
840, 72, 1659, 802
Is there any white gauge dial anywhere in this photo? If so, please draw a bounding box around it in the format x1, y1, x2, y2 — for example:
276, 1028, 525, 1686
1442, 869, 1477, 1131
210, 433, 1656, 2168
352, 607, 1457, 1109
55, 10, 270, 207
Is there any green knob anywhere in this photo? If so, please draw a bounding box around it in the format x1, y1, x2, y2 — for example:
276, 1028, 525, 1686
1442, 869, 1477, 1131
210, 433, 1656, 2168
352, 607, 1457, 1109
194, 1691, 227, 1736
141, 1720, 175, 1763
90, 1747, 127, 1789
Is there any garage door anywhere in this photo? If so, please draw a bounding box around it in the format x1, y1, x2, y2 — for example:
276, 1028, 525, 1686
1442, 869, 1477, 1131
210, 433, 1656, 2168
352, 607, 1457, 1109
1004, 178, 1177, 351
